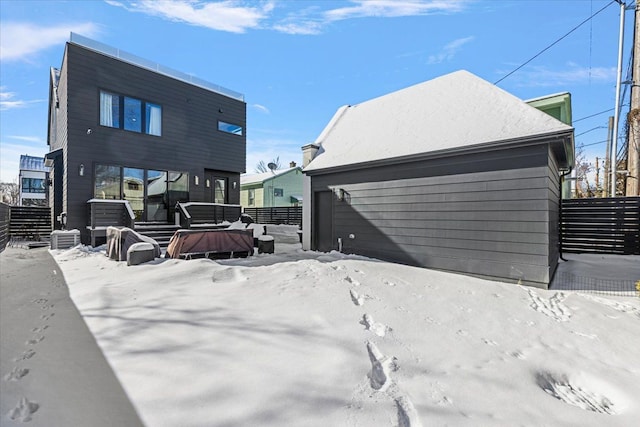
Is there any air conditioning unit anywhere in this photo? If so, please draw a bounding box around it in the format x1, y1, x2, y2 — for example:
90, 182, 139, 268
50, 230, 81, 249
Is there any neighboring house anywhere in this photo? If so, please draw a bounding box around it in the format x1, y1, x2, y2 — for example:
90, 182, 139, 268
19, 155, 48, 207
302, 70, 574, 288
46, 33, 246, 243
526, 92, 574, 199
240, 164, 303, 208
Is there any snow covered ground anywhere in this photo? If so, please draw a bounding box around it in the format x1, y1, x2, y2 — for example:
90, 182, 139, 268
51, 226, 640, 427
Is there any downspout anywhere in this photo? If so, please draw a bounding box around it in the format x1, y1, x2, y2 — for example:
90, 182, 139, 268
559, 166, 573, 262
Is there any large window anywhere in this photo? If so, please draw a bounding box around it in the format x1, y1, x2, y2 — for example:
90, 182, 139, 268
21, 178, 46, 193
100, 90, 162, 136
94, 164, 188, 223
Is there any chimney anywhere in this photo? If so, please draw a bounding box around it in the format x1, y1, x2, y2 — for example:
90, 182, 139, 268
289, 161, 296, 168
302, 143, 320, 167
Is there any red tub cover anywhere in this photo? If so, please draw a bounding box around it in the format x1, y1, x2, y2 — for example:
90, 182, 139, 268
165, 228, 254, 259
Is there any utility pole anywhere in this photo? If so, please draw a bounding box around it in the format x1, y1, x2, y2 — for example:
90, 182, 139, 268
595, 157, 601, 195
605, 116, 614, 197
611, 0, 626, 197
626, 2, 640, 196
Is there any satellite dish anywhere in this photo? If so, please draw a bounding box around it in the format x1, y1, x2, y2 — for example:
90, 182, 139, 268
267, 162, 277, 172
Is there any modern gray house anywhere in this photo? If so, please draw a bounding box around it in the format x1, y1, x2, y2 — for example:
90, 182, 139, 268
302, 70, 574, 288
46, 34, 246, 244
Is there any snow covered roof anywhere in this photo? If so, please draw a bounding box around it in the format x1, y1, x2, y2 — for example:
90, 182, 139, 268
241, 167, 301, 186
304, 70, 574, 172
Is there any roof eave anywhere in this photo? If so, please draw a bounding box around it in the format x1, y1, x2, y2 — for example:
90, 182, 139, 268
304, 129, 574, 176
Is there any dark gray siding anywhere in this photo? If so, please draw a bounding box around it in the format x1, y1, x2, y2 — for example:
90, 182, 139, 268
308, 143, 557, 286
58, 43, 246, 239
547, 145, 561, 279
50, 51, 69, 230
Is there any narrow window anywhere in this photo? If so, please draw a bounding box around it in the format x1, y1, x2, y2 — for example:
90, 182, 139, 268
218, 121, 243, 136
248, 188, 255, 206
124, 97, 142, 132
100, 91, 120, 128
214, 178, 226, 203
146, 103, 162, 136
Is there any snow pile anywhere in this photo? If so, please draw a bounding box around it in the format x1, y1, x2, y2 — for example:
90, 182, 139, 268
52, 237, 640, 426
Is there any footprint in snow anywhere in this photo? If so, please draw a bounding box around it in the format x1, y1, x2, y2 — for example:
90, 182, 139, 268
26, 336, 44, 346
40, 313, 54, 321
344, 276, 360, 286
527, 289, 570, 322
6, 397, 39, 422
4, 367, 29, 381
31, 326, 49, 333
384, 280, 396, 287
14, 349, 35, 362
361, 314, 391, 337
350, 289, 364, 306
396, 396, 423, 427
508, 350, 526, 360
536, 371, 619, 415
481, 338, 498, 346
366, 341, 397, 392
578, 294, 640, 319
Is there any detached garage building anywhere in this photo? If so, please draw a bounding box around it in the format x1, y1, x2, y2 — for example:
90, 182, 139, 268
301, 70, 574, 288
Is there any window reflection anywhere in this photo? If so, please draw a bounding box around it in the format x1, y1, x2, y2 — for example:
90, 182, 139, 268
123, 168, 144, 220
94, 165, 120, 199
214, 178, 226, 203
124, 97, 142, 132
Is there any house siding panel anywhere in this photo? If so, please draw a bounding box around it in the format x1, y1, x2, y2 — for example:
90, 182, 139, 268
309, 144, 555, 286
547, 145, 561, 278
57, 43, 246, 238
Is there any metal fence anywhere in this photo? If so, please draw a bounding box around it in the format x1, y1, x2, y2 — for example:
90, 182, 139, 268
561, 197, 640, 255
243, 207, 302, 227
0, 202, 10, 252
550, 271, 638, 297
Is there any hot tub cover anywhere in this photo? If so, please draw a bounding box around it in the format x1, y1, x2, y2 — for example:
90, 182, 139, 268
165, 228, 254, 259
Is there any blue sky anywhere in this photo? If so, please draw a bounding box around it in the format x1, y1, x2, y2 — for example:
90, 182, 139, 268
0, 0, 635, 182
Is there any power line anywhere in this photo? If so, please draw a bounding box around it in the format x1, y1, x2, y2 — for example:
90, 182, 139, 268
574, 107, 614, 122
494, 0, 616, 85
573, 104, 629, 122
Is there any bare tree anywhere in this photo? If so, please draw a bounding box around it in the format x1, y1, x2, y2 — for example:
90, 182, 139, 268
255, 156, 281, 173
574, 145, 596, 198
0, 180, 19, 205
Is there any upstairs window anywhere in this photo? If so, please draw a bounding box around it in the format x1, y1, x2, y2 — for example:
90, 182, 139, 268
124, 97, 142, 132
22, 178, 46, 193
218, 121, 243, 136
100, 91, 120, 128
100, 90, 162, 136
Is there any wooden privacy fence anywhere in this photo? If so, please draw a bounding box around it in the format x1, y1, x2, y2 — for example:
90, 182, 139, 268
560, 197, 640, 255
243, 207, 302, 227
